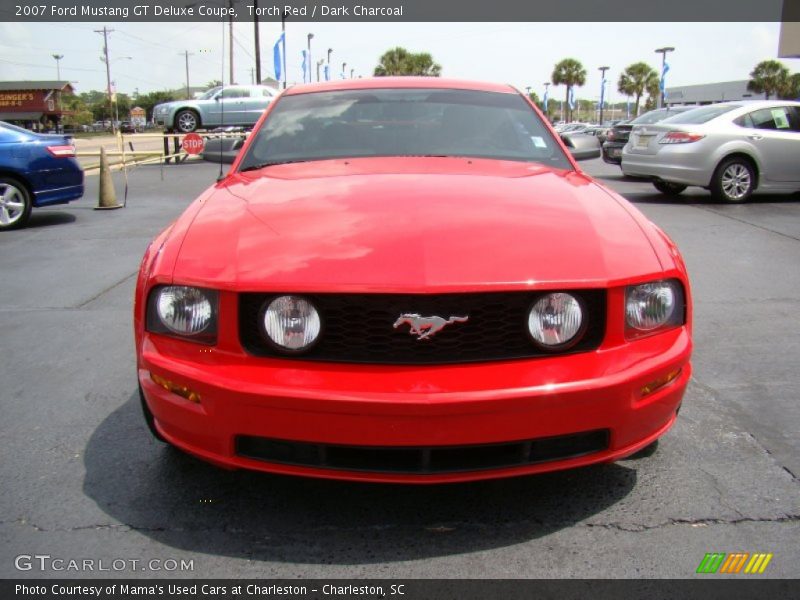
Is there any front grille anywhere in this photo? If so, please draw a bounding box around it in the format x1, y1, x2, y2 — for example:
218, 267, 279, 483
235, 430, 610, 474
239, 291, 605, 364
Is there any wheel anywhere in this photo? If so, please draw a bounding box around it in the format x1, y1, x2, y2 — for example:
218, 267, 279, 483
139, 385, 167, 443
0, 177, 32, 230
711, 157, 755, 203
653, 180, 687, 196
174, 109, 200, 133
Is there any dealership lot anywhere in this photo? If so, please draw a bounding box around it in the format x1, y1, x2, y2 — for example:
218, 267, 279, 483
0, 159, 798, 578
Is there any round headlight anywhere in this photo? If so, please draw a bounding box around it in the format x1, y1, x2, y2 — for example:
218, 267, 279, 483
263, 295, 321, 351
528, 293, 584, 347
156, 286, 214, 336
626, 281, 677, 331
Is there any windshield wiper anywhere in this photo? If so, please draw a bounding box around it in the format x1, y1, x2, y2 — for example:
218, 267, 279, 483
239, 159, 313, 172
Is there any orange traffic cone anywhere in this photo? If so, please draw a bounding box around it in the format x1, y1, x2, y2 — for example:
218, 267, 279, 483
95, 146, 122, 210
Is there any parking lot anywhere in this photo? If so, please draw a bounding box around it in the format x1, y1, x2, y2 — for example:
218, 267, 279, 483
1, 158, 798, 578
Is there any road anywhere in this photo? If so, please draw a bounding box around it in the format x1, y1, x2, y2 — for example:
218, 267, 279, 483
0, 158, 798, 579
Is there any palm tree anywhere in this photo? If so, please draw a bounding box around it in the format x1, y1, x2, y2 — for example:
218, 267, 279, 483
551, 58, 586, 121
374, 47, 441, 77
747, 60, 790, 99
780, 73, 800, 100
617, 62, 659, 117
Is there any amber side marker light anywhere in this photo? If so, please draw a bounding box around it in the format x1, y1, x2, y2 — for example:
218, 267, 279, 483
641, 368, 682, 398
150, 372, 202, 404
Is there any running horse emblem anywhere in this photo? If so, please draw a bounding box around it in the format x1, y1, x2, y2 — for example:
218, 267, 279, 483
392, 313, 469, 341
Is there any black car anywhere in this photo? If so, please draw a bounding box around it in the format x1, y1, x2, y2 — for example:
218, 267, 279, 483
602, 106, 697, 165
119, 121, 136, 134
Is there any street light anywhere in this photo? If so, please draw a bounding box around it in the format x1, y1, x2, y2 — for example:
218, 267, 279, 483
654, 47, 674, 108
52, 54, 64, 80
307, 33, 314, 82
598, 66, 609, 124
342, 62, 347, 79
316, 59, 324, 83
543, 82, 551, 116
350, 68, 355, 79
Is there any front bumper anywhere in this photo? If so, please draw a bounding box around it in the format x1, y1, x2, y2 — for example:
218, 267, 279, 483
139, 326, 691, 483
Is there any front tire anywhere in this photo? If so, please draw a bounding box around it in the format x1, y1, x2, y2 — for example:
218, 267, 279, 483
711, 157, 755, 203
653, 180, 687, 196
0, 177, 32, 230
174, 109, 200, 133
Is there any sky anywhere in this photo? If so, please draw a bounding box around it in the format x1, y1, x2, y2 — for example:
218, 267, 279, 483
0, 21, 798, 103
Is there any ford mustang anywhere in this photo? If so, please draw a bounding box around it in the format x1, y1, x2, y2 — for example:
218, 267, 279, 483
135, 78, 692, 483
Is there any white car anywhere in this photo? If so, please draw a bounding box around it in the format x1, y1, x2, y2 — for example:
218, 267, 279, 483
621, 101, 800, 202
153, 85, 277, 133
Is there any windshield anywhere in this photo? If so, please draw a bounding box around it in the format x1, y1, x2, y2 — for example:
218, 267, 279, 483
237, 88, 573, 171
660, 104, 740, 124
198, 87, 222, 100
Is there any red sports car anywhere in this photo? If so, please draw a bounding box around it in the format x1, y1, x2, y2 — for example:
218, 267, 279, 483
135, 78, 692, 483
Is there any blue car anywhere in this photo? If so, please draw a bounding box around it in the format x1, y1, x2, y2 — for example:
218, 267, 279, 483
0, 121, 84, 230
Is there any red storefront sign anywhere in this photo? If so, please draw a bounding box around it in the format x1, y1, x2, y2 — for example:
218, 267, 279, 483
0, 90, 57, 112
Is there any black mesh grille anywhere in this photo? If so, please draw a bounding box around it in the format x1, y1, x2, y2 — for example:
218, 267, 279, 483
235, 430, 610, 474
239, 291, 605, 365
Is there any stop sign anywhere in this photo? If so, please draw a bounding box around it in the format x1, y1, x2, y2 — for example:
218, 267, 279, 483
182, 133, 204, 155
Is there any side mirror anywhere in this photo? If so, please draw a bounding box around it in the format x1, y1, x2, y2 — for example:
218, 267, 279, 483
561, 132, 601, 161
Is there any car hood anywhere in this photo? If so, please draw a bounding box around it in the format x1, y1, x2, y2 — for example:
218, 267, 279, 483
171, 158, 663, 292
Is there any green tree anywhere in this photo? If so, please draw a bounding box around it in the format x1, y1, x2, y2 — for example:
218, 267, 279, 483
778, 72, 800, 100
528, 91, 541, 106
373, 47, 442, 76
747, 60, 790, 99
206, 79, 223, 89
551, 58, 586, 122
617, 62, 659, 117
60, 93, 92, 129
136, 90, 179, 121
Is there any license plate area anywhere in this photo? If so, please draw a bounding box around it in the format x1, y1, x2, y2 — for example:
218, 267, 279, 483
635, 134, 654, 149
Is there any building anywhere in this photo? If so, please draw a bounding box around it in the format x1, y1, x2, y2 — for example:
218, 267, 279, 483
0, 81, 74, 130
778, 22, 800, 58
664, 80, 767, 106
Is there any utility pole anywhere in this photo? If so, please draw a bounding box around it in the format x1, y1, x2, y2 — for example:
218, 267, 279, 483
95, 26, 115, 132
598, 66, 609, 124
281, 12, 287, 89
249, 68, 255, 84
228, 0, 235, 84
306, 33, 314, 82
253, 0, 261, 83
654, 47, 674, 108
180, 50, 194, 98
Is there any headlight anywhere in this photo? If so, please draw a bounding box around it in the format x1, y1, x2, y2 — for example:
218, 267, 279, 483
626, 279, 684, 336
528, 293, 584, 348
147, 286, 218, 343
262, 295, 321, 352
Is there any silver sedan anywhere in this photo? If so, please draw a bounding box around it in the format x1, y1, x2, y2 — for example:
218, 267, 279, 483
621, 101, 800, 202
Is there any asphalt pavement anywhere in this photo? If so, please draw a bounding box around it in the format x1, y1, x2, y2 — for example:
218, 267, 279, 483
0, 158, 798, 579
